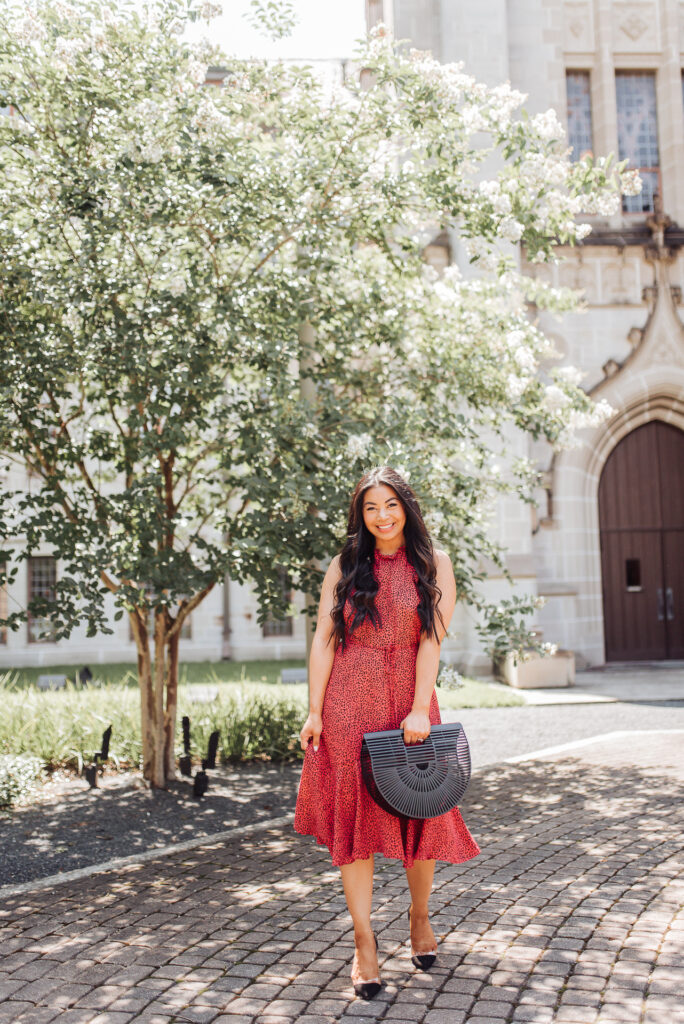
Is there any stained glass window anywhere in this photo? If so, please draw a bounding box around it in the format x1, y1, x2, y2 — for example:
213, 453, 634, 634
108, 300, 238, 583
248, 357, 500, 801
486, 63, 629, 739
616, 72, 660, 213
566, 71, 593, 161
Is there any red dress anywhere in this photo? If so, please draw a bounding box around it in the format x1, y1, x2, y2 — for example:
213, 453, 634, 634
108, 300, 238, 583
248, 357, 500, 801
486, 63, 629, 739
294, 544, 480, 868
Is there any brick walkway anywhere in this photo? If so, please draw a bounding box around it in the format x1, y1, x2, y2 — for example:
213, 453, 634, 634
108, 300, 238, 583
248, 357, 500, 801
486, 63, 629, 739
1, 735, 683, 1024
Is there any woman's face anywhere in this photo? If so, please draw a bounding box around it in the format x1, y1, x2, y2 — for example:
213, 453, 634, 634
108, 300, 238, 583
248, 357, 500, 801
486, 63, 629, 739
362, 484, 407, 545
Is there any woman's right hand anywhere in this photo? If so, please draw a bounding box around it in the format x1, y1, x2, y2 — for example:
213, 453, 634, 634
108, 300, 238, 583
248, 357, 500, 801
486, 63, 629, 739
300, 712, 322, 753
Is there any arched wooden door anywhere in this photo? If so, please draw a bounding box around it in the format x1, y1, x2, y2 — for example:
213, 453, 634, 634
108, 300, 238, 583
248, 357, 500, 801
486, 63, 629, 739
599, 421, 684, 661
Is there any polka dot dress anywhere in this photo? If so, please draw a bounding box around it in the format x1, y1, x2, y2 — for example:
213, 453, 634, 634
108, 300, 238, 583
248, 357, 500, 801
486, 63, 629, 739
294, 544, 481, 868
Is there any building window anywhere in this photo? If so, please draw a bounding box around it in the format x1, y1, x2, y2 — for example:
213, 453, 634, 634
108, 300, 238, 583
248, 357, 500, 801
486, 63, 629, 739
28, 556, 57, 644
616, 71, 660, 213
0, 562, 7, 644
262, 568, 293, 638
566, 71, 593, 161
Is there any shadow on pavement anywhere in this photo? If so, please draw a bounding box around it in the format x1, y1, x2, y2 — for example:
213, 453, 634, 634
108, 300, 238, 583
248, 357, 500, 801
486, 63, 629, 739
0, 761, 302, 886
1, 753, 683, 1023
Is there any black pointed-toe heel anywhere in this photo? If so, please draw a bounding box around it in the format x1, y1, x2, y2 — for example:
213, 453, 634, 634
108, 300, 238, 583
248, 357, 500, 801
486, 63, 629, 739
408, 906, 437, 970
352, 931, 381, 1000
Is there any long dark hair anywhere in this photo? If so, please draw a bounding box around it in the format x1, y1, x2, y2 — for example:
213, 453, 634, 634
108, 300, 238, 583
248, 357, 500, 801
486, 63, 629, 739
330, 466, 444, 649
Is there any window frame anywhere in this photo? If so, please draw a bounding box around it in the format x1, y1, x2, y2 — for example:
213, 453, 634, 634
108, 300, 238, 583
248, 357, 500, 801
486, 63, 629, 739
566, 69, 594, 163
27, 556, 57, 644
262, 568, 294, 638
615, 69, 661, 215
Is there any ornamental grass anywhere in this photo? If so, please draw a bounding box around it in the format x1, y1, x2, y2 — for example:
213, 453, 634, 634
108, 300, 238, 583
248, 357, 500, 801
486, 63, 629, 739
0, 674, 306, 773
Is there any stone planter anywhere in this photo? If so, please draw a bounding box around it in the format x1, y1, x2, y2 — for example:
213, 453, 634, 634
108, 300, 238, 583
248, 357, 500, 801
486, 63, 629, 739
496, 649, 575, 689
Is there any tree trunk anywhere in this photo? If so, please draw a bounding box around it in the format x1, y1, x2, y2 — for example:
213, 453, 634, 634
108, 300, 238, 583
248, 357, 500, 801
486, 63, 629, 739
130, 609, 161, 785
151, 608, 167, 788
163, 627, 180, 783
130, 606, 170, 788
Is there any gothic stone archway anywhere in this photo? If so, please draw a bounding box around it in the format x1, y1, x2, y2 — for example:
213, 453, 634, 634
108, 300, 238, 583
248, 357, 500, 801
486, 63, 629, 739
538, 237, 684, 667
598, 421, 684, 661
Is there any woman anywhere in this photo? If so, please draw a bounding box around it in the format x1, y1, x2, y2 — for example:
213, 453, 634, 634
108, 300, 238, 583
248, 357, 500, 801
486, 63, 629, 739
294, 465, 480, 999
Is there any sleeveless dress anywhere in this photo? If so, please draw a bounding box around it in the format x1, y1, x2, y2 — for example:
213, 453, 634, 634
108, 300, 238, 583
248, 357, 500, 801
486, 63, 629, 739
294, 544, 480, 868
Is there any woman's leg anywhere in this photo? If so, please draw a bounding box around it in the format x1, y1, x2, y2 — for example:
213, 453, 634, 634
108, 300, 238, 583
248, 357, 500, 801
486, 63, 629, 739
340, 855, 378, 979
405, 858, 437, 952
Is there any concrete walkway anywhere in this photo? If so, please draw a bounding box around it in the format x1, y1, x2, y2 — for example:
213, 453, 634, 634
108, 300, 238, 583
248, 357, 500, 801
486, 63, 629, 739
495, 663, 684, 706
1, 731, 683, 1024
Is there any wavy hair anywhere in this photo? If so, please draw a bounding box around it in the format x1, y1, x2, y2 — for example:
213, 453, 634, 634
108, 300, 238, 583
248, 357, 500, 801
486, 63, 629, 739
330, 466, 444, 649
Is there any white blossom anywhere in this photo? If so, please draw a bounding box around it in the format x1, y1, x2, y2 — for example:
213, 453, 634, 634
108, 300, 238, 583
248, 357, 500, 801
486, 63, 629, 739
506, 374, 527, 400
16, 14, 46, 44
62, 309, 80, 334
191, 96, 229, 134
424, 508, 446, 535
555, 365, 584, 386
187, 57, 208, 86
500, 218, 523, 242
581, 191, 620, 217
167, 275, 188, 297
620, 169, 642, 197
53, 36, 87, 68
201, 1, 223, 18
531, 109, 564, 142
140, 142, 164, 164
437, 664, 463, 690
346, 433, 372, 460
513, 346, 536, 372
544, 384, 571, 411
505, 329, 526, 350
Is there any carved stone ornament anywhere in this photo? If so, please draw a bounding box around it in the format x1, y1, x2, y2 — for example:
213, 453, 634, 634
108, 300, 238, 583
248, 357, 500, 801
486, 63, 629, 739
563, 2, 593, 51
594, 209, 684, 388
620, 13, 648, 39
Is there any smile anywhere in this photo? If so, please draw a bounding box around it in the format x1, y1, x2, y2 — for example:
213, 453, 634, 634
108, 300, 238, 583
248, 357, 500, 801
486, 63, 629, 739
377, 523, 396, 532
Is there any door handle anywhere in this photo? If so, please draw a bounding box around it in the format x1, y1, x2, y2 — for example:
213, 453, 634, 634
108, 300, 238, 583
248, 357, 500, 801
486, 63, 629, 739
666, 587, 674, 621
657, 588, 664, 621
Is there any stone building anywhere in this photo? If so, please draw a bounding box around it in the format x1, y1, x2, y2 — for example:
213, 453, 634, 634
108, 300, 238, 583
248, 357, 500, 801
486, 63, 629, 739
2, 1, 683, 671
369, 0, 684, 671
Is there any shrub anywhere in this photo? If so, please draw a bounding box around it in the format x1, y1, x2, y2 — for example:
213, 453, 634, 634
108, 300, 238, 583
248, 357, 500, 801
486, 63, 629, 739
0, 754, 44, 809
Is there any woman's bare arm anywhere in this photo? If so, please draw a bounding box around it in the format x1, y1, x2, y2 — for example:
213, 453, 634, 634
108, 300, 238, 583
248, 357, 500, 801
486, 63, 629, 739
400, 550, 457, 744
299, 555, 343, 752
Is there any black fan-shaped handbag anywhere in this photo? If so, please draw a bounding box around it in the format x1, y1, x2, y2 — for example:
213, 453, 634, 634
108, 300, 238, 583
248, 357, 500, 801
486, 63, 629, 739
361, 722, 471, 820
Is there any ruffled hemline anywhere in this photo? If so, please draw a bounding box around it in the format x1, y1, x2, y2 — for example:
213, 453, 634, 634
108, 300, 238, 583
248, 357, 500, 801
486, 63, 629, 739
293, 819, 481, 870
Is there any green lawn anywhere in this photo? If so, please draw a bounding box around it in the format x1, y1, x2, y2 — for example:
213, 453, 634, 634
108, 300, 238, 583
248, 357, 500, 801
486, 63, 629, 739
0, 659, 307, 689
0, 659, 521, 708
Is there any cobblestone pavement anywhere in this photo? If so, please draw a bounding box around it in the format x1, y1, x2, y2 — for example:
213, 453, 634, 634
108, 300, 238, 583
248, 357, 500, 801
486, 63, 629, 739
1, 733, 682, 1024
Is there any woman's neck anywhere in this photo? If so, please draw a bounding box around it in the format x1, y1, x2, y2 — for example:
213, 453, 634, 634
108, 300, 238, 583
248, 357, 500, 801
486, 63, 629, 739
374, 534, 406, 557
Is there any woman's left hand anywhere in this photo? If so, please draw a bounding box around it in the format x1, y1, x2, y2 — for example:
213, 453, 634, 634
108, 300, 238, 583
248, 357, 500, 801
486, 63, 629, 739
400, 710, 431, 745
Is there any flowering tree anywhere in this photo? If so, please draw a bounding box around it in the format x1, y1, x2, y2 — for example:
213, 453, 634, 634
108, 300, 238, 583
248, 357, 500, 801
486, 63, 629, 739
0, 0, 638, 786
